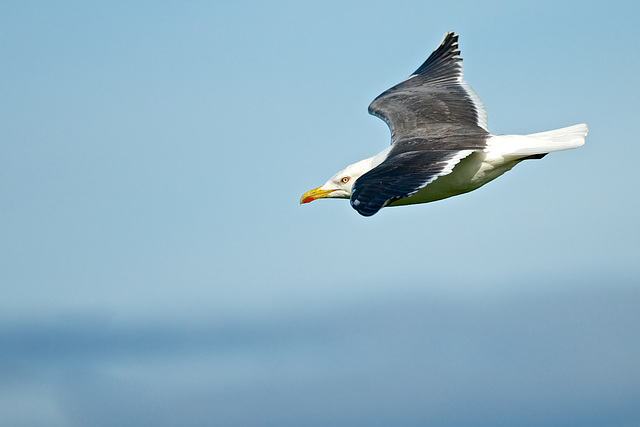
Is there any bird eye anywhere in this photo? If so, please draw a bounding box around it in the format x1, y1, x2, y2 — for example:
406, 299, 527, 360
340, 177, 350, 184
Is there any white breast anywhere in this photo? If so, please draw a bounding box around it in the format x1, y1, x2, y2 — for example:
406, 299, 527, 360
388, 151, 520, 206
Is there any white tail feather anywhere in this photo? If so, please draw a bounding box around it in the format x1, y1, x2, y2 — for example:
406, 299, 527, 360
487, 123, 589, 157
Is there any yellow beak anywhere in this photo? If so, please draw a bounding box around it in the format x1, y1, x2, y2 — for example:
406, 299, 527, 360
300, 186, 335, 204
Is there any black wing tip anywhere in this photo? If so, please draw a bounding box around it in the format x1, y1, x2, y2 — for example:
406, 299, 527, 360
355, 209, 378, 217
411, 31, 461, 79
350, 197, 382, 217
438, 31, 459, 50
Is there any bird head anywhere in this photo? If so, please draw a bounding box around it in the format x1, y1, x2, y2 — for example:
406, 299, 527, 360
300, 160, 370, 204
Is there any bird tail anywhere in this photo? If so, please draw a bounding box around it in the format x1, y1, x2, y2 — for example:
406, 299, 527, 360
487, 123, 588, 157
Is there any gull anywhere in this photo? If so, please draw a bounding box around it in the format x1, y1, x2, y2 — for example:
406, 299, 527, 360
300, 32, 587, 216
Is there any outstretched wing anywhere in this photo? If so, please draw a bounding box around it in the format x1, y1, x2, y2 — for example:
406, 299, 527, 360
351, 32, 491, 216
350, 148, 474, 217
368, 31, 489, 142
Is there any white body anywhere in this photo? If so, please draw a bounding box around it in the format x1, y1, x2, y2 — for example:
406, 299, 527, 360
389, 124, 588, 206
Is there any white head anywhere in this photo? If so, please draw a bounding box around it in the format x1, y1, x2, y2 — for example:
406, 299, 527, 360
300, 151, 387, 204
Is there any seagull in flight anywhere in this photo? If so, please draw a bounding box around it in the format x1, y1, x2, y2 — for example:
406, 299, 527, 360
300, 32, 587, 216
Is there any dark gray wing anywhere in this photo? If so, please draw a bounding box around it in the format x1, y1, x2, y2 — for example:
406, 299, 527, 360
368, 31, 489, 141
351, 32, 491, 216
350, 148, 474, 216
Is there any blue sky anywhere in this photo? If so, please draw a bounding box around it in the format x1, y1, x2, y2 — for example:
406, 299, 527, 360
1, 1, 639, 426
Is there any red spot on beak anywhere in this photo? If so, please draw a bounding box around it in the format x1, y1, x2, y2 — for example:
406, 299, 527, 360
301, 187, 332, 204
